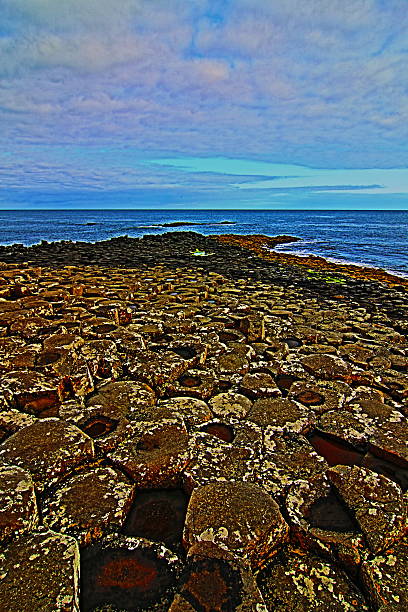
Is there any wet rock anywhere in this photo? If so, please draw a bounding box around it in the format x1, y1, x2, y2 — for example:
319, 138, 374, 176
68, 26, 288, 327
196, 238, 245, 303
80, 534, 181, 611
0, 528, 80, 611
258, 547, 369, 611
123, 489, 188, 548
109, 420, 190, 488
0, 418, 94, 492
0, 465, 38, 541
183, 481, 289, 570
43, 465, 136, 546
327, 465, 406, 554
170, 542, 267, 612
286, 474, 366, 574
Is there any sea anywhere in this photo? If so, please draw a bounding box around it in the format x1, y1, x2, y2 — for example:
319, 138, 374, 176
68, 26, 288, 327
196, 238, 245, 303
1, 209, 407, 278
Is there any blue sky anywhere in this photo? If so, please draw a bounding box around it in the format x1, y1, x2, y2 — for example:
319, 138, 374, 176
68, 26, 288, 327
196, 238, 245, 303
1, 0, 408, 209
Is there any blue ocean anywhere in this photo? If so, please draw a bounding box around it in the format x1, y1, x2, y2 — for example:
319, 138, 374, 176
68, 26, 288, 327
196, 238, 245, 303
1, 209, 407, 278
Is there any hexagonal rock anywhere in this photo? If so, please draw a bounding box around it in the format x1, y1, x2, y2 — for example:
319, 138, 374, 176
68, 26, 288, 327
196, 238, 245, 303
0, 370, 62, 417
208, 392, 252, 422
327, 465, 406, 554
183, 482, 289, 570
80, 339, 123, 380
0, 465, 38, 541
0, 418, 94, 492
300, 354, 353, 381
260, 436, 329, 499
288, 381, 345, 414
86, 380, 156, 421
127, 349, 193, 392
80, 534, 181, 612
158, 397, 213, 430
248, 398, 311, 434
239, 314, 265, 342
170, 542, 267, 612
216, 351, 250, 375
317, 401, 408, 467
43, 332, 84, 353
0, 409, 37, 442
9, 315, 54, 339
285, 474, 367, 574
258, 547, 369, 611
239, 372, 281, 400
184, 431, 262, 494
109, 420, 190, 488
167, 368, 216, 400
42, 465, 136, 546
361, 538, 408, 610
0, 528, 80, 612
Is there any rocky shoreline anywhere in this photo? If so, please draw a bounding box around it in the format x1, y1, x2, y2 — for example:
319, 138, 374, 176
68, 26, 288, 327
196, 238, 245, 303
0, 232, 407, 611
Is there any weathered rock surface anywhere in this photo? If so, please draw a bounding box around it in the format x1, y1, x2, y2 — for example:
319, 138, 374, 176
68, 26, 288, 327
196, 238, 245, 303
0, 232, 407, 610
0, 528, 80, 611
183, 482, 289, 570
0, 418, 94, 491
0, 464, 38, 541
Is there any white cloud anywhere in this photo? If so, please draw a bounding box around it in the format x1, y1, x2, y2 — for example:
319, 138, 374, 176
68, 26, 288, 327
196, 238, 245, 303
1, 0, 408, 191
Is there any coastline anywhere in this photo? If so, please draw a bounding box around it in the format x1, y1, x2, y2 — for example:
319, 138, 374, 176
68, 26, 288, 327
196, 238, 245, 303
0, 231, 407, 610
0, 230, 407, 287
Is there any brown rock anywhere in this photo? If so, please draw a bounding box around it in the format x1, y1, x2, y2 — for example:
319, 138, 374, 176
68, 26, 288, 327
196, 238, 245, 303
327, 465, 406, 554
0, 465, 38, 541
183, 481, 289, 570
184, 429, 263, 493
158, 396, 213, 430
248, 398, 310, 434
170, 542, 267, 611
109, 420, 189, 488
239, 372, 281, 399
0, 528, 80, 611
258, 547, 369, 611
80, 533, 181, 611
209, 392, 252, 421
0, 370, 62, 417
43, 465, 136, 546
361, 538, 408, 610
0, 418, 94, 492
300, 353, 353, 381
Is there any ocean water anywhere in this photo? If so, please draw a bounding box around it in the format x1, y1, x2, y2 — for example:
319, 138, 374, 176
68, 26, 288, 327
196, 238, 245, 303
1, 209, 407, 278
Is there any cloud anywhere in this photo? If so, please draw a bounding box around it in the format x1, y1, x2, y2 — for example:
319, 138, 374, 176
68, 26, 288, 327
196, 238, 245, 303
1, 0, 408, 195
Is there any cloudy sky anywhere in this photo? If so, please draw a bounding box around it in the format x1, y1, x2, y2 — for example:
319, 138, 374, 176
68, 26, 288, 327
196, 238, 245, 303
1, 0, 408, 209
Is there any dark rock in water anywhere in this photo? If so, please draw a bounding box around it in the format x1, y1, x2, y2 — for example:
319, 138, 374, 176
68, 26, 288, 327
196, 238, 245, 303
80, 534, 181, 611
170, 542, 266, 611
123, 489, 188, 547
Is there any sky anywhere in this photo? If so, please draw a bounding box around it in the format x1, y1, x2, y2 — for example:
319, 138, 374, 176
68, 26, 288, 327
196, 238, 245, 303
1, 0, 408, 209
